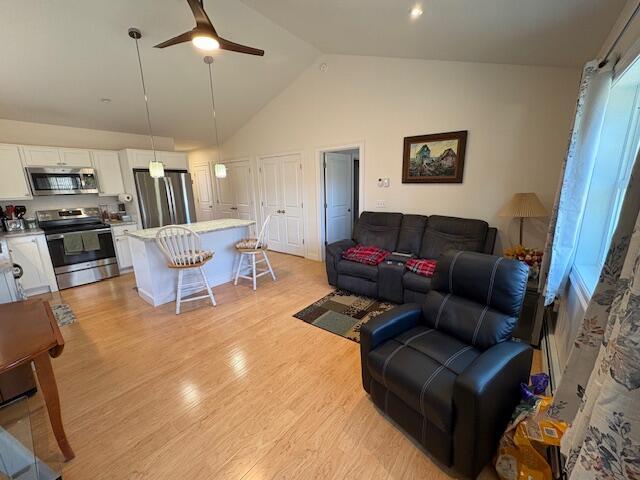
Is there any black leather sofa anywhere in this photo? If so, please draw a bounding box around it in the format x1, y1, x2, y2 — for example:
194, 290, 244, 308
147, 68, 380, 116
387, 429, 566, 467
360, 251, 532, 479
325, 212, 497, 303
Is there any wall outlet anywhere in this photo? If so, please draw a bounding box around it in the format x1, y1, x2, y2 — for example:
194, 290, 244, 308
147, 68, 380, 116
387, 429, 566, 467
376, 200, 386, 208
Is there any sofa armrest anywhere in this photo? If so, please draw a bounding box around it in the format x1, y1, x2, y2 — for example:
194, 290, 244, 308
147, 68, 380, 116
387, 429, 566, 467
325, 239, 356, 285
483, 227, 497, 254
360, 303, 422, 392
452, 341, 532, 479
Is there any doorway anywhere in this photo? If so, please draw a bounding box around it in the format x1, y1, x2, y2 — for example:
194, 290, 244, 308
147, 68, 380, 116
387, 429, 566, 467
322, 147, 361, 246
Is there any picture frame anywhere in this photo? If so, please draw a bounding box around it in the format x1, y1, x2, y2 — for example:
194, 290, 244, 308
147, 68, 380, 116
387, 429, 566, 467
402, 130, 468, 183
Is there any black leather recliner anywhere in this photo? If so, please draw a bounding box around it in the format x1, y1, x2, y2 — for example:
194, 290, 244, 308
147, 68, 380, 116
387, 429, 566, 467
360, 250, 532, 479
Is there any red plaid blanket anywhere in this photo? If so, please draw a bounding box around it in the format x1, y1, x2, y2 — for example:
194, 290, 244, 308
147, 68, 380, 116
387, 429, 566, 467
406, 258, 437, 277
342, 244, 390, 266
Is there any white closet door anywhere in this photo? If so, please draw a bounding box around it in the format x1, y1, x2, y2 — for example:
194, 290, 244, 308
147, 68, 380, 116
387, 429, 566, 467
324, 152, 353, 244
260, 154, 304, 256
260, 157, 284, 251
229, 162, 255, 221
281, 155, 305, 256
215, 169, 236, 219
192, 163, 215, 221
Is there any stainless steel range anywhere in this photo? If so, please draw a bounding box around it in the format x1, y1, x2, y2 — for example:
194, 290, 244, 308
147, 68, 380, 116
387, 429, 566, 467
37, 207, 119, 289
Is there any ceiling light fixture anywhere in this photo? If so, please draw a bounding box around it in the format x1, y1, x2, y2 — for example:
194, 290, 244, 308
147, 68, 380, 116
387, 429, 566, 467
192, 34, 220, 51
128, 27, 164, 179
100, 98, 111, 103
410, 6, 423, 18
204, 56, 226, 178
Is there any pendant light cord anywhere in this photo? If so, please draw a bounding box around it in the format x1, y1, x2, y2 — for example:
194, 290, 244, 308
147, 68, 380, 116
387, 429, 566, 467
132, 34, 158, 162
206, 60, 221, 149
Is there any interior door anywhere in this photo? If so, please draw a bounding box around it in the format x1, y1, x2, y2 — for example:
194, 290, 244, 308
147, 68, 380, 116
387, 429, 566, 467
229, 162, 255, 221
260, 154, 304, 256
324, 152, 353, 244
215, 168, 236, 219
192, 164, 215, 221
281, 155, 305, 256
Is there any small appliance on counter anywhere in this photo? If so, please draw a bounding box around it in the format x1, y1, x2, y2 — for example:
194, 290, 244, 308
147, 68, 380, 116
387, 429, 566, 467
24, 218, 39, 230
2, 205, 26, 232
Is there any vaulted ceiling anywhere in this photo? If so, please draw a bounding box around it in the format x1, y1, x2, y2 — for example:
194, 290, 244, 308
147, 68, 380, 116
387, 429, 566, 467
0, 0, 319, 150
239, 0, 625, 67
0, 0, 625, 150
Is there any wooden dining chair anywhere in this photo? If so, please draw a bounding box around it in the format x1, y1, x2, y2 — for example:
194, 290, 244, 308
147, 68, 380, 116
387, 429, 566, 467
155, 225, 216, 314
234, 215, 276, 290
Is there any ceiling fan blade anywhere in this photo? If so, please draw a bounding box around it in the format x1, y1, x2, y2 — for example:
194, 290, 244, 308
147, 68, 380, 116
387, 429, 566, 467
154, 30, 193, 48
186, 0, 217, 35
218, 37, 264, 56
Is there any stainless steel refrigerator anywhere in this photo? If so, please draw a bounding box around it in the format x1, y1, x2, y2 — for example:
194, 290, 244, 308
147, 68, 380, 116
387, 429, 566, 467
134, 169, 197, 228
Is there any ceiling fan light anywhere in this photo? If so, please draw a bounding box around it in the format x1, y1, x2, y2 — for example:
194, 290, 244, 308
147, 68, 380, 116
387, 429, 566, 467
192, 35, 220, 51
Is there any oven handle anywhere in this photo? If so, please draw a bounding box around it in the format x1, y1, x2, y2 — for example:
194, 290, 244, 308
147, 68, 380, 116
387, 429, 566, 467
46, 228, 112, 240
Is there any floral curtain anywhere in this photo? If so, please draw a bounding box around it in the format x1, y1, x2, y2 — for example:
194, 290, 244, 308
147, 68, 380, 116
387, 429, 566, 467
549, 149, 640, 479
539, 61, 612, 305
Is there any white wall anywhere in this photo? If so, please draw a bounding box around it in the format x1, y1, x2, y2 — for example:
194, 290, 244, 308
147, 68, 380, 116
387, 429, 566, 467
0, 119, 176, 217
218, 54, 580, 260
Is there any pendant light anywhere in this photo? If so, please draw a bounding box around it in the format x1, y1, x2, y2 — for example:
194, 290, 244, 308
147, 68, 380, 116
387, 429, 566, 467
129, 27, 164, 179
204, 56, 226, 179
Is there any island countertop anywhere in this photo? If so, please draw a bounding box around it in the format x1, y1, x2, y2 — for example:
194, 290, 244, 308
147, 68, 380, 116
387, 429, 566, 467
126, 219, 255, 241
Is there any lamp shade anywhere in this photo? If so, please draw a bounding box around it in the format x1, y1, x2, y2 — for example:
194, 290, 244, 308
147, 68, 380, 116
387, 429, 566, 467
214, 163, 227, 178
498, 192, 547, 218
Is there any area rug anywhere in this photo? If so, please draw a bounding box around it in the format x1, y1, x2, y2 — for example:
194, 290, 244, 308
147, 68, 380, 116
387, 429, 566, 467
49, 303, 77, 327
293, 290, 396, 343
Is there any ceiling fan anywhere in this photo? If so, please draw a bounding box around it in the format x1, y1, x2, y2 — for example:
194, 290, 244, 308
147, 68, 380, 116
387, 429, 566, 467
154, 0, 264, 56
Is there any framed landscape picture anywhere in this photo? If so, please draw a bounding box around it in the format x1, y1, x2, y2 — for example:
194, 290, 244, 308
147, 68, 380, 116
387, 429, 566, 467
402, 130, 468, 183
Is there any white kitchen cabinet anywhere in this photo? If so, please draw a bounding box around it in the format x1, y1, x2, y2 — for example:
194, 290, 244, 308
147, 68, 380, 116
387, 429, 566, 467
125, 149, 188, 170
58, 148, 92, 167
7, 234, 58, 295
112, 224, 138, 271
91, 150, 124, 196
21, 145, 62, 166
0, 144, 32, 200
158, 152, 188, 170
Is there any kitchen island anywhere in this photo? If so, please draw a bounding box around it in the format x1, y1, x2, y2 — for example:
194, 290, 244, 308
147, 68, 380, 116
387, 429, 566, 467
127, 219, 254, 306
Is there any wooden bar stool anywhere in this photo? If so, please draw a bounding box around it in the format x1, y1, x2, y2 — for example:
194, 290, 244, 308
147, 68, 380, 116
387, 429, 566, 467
155, 225, 217, 314
234, 215, 276, 290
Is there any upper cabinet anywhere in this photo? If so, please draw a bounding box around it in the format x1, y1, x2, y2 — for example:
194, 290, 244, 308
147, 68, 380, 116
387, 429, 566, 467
22, 145, 92, 167
0, 144, 32, 200
59, 148, 92, 167
91, 150, 124, 196
125, 149, 188, 170
21, 145, 61, 166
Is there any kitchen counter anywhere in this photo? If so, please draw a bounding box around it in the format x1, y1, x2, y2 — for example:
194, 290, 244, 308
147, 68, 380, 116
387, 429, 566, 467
106, 220, 138, 227
127, 219, 254, 306
0, 229, 44, 239
127, 219, 254, 241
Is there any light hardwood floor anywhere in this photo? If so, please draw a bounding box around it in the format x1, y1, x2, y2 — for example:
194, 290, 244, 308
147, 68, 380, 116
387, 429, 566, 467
24, 252, 540, 479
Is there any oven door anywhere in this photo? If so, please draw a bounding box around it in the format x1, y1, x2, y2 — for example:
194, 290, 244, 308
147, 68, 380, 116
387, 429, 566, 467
27, 167, 99, 195
45, 227, 117, 272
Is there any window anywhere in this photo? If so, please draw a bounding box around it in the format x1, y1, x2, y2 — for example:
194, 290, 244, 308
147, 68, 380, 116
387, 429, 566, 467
572, 74, 639, 295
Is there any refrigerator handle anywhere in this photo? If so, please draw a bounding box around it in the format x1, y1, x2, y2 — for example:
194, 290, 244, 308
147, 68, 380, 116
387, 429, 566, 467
165, 176, 178, 224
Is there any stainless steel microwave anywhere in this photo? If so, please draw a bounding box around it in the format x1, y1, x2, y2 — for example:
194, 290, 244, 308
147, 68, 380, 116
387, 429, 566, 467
26, 167, 99, 195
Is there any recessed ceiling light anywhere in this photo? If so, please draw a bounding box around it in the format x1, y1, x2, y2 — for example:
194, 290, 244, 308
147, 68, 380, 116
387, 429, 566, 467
410, 6, 423, 18
100, 98, 111, 103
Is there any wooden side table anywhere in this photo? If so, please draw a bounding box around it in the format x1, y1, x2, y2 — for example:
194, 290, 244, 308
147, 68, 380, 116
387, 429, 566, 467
0, 299, 75, 461
513, 279, 544, 347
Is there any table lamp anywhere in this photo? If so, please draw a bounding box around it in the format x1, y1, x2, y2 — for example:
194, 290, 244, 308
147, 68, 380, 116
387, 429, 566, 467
498, 192, 548, 246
